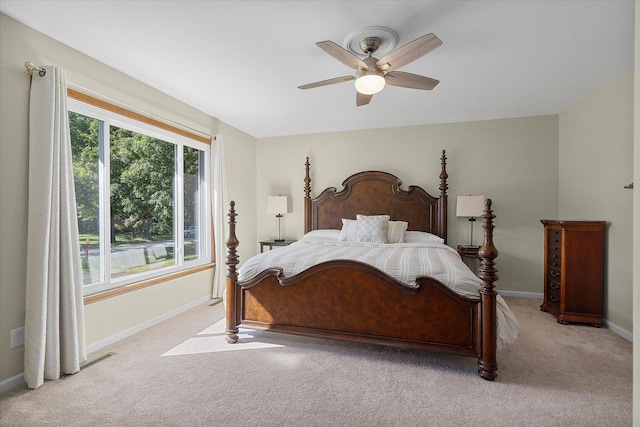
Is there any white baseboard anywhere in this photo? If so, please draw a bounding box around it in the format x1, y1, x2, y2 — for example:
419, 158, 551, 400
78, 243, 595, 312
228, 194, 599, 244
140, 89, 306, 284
0, 372, 25, 394
86, 294, 212, 354
1, 295, 212, 394
604, 320, 633, 342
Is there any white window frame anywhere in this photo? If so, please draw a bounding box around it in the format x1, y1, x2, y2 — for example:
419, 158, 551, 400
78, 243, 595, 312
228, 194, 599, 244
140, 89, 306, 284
69, 98, 212, 296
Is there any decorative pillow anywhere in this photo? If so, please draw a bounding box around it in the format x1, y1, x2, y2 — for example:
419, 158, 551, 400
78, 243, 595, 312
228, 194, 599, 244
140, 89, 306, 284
338, 219, 358, 241
387, 220, 409, 243
355, 214, 390, 243
403, 231, 445, 244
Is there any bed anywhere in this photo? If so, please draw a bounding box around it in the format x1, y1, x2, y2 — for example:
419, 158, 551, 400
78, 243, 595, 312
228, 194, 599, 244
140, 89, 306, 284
224, 150, 518, 380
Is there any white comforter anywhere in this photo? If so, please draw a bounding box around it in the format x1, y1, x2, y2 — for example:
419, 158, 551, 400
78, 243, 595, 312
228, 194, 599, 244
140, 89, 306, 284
239, 231, 519, 350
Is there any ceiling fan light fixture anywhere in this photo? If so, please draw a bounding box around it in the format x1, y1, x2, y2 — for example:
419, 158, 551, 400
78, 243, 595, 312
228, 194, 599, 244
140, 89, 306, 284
354, 73, 385, 95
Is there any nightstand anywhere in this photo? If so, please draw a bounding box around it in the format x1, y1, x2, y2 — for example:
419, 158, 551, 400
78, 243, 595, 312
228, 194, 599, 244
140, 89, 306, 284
457, 245, 480, 260
259, 239, 296, 253
457, 245, 480, 273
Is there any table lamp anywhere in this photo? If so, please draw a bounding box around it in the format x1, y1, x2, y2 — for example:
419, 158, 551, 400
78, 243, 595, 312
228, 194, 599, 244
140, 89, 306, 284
267, 195, 289, 241
456, 195, 485, 247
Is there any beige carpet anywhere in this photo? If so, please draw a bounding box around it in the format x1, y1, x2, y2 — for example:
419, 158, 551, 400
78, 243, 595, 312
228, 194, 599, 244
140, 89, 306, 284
0, 297, 632, 426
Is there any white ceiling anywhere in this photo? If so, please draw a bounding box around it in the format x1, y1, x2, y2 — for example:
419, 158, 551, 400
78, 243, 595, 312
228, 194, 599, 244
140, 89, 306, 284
1, 1, 634, 138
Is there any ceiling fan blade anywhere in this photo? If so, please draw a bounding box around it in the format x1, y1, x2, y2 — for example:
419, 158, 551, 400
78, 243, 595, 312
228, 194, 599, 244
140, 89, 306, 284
316, 41, 368, 70
356, 92, 372, 106
298, 75, 355, 90
376, 33, 443, 72
384, 71, 440, 90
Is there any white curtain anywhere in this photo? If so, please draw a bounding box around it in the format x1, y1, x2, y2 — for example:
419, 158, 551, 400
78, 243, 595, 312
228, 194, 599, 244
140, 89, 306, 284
211, 134, 228, 298
25, 65, 86, 389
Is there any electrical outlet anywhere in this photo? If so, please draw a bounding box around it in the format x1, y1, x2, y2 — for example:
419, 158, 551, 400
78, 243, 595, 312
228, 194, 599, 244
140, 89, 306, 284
11, 327, 24, 348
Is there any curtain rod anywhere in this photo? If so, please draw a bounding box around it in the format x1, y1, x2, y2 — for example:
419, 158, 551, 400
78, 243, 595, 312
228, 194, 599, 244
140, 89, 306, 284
25, 61, 46, 77
25, 60, 212, 140
67, 82, 212, 140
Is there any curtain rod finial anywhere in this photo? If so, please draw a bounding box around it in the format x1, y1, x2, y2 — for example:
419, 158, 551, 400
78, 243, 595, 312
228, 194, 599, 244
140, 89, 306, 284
25, 61, 46, 76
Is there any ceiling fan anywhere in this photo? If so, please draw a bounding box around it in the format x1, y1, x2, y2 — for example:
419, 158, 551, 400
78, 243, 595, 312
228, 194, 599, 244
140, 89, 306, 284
298, 32, 443, 106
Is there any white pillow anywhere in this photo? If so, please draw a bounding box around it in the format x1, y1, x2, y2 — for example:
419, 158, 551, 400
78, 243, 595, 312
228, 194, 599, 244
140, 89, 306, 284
355, 214, 390, 243
387, 220, 409, 243
338, 219, 358, 241
403, 231, 444, 244
303, 229, 341, 240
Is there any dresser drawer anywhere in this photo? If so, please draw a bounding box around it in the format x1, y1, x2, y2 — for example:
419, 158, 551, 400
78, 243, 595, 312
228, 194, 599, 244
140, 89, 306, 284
547, 286, 561, 307
548, 266, 561, 282
548, 257, 561, 269
547, 228, 561, 240
547, 248, 561, 265
547, 229, 562, 258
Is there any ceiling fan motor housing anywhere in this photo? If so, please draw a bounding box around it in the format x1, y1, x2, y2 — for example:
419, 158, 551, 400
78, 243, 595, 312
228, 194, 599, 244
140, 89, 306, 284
359, 37, 382, 55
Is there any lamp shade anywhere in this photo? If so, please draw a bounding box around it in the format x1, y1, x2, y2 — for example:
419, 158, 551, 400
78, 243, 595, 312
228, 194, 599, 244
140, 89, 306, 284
267, 195, 289, 214
456, 195, 485, 218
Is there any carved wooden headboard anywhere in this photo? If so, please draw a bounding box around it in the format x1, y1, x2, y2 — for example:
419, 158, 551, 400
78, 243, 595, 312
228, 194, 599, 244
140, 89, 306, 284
303, 151, 449, 243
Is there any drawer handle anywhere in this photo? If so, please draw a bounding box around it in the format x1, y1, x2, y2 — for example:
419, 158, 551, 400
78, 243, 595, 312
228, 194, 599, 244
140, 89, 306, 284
550, 295, 560, 303
550, 283, 560, 290
551, 254, 558, 258
550, 271, 560, 278
551, 261, 558, 267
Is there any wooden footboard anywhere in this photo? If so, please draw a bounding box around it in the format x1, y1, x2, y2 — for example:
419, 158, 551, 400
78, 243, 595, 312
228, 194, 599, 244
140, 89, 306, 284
233, 260, 481, 356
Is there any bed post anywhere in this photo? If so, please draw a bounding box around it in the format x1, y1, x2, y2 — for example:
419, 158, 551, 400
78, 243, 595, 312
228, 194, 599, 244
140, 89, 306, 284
439, 150, 448, 244
225, 201, 239, 344
304, 157, 312, 233
477, 199, 498, 380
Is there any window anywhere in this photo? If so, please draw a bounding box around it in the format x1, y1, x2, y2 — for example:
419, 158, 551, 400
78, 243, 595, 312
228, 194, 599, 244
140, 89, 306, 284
69, 93, 211, 296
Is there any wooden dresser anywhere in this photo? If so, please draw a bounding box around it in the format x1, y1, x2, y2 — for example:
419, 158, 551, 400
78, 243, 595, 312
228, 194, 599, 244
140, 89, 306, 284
540, 220, 606, 327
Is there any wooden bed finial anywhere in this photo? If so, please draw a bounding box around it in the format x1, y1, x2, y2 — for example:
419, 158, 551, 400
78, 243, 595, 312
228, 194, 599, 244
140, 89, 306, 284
439, 150, 448, 243
478, 199, 498, 266
226, 201, 239, 278
225, 201, 239, 343
477, 198, 498, 380
304, 157, 312, 234
439, 150, 448, 195
304, 157, 311, 198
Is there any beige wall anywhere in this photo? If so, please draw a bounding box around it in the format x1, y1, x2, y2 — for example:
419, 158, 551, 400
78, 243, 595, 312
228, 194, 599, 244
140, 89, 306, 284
559, 70, 634, 332
0, 14, 258, 385
257, 115, 560, 295
84, 270, 212, 347
215, 121, 258, 265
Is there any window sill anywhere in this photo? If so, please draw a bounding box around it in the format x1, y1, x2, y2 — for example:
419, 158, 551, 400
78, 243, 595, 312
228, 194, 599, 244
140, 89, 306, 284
83, 263, 215, 305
